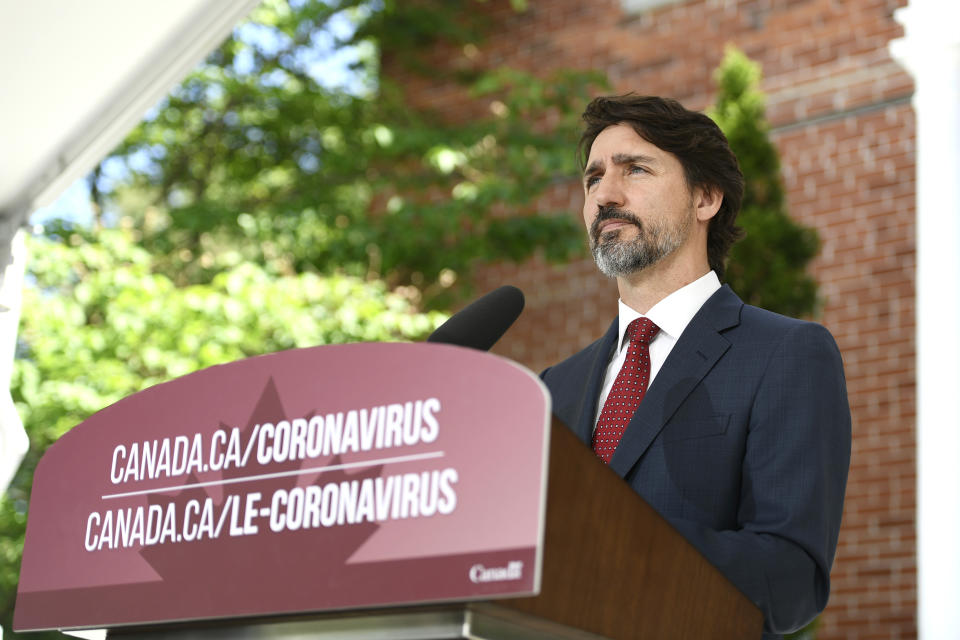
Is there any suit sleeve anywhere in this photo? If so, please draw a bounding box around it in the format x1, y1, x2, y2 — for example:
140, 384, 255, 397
668, 322, 851, 635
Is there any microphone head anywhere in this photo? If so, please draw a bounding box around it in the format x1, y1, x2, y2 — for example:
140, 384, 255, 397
427, 285, 525, 351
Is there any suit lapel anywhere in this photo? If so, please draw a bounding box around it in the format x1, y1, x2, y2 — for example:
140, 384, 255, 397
608, 285, 743, 478
571, 318, 620, 446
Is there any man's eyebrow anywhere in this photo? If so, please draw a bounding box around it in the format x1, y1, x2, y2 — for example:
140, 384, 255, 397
611, 153, 659, 166
583, 159, 603, 177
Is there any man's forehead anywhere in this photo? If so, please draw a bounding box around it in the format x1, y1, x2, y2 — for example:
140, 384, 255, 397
585, 123, 666, 166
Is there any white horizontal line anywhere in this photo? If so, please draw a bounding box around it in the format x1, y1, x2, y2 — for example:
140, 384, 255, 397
100, 451, 446, 500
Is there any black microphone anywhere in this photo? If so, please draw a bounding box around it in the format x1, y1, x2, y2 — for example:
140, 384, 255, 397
427, 285, 525, 351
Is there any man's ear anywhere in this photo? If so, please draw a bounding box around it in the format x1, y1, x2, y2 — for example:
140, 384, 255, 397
695, 187, 723, 222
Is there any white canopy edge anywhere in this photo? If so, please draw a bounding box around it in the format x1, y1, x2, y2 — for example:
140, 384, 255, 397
0, 0, 261, 226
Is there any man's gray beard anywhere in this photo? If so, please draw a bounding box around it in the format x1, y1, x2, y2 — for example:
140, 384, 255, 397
590, 215, 690, 278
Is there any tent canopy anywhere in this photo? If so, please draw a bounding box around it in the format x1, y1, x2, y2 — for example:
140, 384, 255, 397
0, 0, 259, 226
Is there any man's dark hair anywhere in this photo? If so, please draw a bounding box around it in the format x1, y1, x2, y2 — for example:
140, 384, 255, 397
578, 94, 745, 278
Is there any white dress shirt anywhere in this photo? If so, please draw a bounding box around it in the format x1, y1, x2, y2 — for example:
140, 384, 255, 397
593, 271, 722, 431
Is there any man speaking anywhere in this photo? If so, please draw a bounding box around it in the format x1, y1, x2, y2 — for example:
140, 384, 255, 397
541, 95, 851, 638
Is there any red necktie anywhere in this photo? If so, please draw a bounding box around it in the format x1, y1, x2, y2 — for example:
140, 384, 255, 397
592, 317, 660, 464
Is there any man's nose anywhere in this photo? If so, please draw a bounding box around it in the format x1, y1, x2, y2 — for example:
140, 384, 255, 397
593, 174, 625, 208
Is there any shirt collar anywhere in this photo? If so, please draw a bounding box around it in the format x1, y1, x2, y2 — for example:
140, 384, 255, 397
616, 271, 722, 348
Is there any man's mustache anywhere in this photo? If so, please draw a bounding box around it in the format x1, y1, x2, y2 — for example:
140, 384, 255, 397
590, 205, 643, 242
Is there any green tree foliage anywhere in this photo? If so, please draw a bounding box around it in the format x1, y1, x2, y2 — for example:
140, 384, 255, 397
710, 47, 819, 317
0, 228, 445, 635
104, 0, 603, 306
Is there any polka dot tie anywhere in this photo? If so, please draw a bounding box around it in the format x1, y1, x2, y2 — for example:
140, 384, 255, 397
592, 317, 660, 464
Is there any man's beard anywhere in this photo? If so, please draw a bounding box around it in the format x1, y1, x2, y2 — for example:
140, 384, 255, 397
589, 205, 692, 278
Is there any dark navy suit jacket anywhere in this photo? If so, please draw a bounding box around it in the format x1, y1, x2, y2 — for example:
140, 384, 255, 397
541, 285, 851, 638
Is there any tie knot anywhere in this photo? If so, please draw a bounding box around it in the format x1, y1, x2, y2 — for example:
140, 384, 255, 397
626, 317, 659, 345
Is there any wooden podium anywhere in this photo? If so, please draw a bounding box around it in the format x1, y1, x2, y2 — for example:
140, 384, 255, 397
103, 418, 761, 640
17, 343, 761, 639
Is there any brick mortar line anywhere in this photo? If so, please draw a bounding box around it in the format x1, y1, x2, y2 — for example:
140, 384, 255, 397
770, 93, 914, 134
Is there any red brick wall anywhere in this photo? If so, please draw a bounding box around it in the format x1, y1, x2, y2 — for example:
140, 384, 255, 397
387, 1, 916, 636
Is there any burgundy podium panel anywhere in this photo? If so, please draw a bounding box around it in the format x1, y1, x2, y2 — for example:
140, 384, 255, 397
15, 343, 550, 631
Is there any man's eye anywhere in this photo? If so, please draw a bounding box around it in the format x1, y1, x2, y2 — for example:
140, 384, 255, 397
629, 165, 648, 175
585, 175, 601, 189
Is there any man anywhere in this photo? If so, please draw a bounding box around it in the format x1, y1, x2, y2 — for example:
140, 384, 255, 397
541, 95, 851, 638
